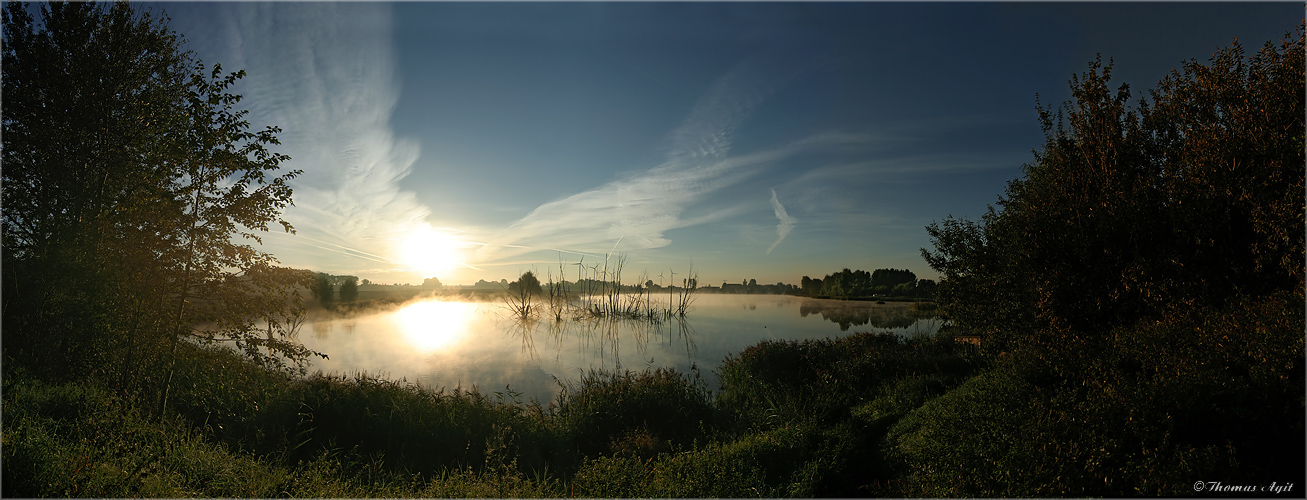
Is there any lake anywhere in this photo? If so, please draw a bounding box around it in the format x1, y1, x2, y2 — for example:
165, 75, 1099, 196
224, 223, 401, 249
297, 294, 943, 403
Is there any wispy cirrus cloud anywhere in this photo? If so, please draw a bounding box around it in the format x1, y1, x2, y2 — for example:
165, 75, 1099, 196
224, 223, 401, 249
766, 189, 797, 255
175, 3, 436, 279
472, 55, 813, 265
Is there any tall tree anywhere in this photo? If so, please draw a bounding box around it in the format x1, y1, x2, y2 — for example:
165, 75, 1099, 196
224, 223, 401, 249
315, 273, 335, 308
2, 2, 315, 395
339, 276, 359, 303
2, 2, 194, 381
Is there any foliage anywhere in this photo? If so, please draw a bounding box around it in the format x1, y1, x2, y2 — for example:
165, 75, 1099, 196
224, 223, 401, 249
553, 368, 715, 461
717, 332, 982, 432
923, 27, 1304, 350
870, 268, 916, 288
508, 271, 543, 296
800, 268, 934, 299
0, 372, 562, 498
906, 25, 1305, 497
314, 272, 335, 308
885, 291, 1304, 496
1, 1, 312, 396
339, 276, 358, 303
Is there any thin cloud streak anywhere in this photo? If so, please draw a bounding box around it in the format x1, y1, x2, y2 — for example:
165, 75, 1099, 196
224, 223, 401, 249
188, 3, 434, 279
766, 189, 797, 255
473, 54, 812, 266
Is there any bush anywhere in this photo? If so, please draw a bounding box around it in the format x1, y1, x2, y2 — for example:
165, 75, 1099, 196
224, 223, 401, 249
885, 292, 1305, 497
717, 332, 982, 430
553, 368, 714, 461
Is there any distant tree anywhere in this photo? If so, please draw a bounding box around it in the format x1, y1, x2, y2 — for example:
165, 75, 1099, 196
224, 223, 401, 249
339, 277, 358, 303
422, 277, 443, 288
893, 282, 916, 296
871, 268, 917, 288
315, 273, 335, 308
362, 279, 371, 286
822, 273, 846, 298
915, 279, 937, 298
510, 271, 542, 296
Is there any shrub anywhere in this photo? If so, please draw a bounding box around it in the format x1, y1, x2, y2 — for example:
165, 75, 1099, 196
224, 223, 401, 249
885, 292, 1305, 497
717, 332, 982, 430
553, 368, 714, 461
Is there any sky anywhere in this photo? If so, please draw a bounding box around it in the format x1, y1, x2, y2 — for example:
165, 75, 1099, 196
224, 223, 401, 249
156, 2, 1301, 287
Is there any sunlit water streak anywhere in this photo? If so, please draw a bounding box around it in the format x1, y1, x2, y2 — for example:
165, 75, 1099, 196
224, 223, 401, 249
295, 294, 942, 403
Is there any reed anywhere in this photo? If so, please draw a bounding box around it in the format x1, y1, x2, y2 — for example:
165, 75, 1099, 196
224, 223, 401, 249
531, 252, 699, 323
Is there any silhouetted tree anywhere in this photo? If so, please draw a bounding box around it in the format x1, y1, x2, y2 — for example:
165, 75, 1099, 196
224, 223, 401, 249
339, 277, 358, 302
914, 30, 1304, 493
871, 268, 916, 288
923, 29, 1304, 350
915, 279, 937, 298
1, 2, 313, 395
510, 271, 543, 296
315, 273, 335, 308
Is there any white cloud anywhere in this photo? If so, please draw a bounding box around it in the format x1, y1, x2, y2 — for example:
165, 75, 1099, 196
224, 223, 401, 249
181, 3, 433, 279
472, 55, 812, 265
766, 189, 797, 255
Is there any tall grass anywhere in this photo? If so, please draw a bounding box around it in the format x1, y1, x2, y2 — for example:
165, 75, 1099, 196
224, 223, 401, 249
506, 253, 700, 323
8, 329, 985, 497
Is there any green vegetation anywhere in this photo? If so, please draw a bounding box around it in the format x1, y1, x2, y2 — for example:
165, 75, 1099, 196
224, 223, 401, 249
910, 22, 1304, 496
3, 2, 1301, 497
4, 332, 982, 497
800, 268, 936, 299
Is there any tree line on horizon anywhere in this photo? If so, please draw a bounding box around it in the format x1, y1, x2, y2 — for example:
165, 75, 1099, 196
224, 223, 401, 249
799, 268, 936, 299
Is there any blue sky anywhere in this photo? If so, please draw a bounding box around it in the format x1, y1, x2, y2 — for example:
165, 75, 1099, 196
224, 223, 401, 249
158, 2, 1300, 286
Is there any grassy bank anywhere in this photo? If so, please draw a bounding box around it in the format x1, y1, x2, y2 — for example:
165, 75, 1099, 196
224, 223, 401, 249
3, 329, 983, 497
4, 292, 1301, 497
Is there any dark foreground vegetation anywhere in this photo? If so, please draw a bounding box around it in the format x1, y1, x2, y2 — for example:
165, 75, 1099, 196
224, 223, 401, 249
4, 333, 984, 497
3, 2, 1302, 497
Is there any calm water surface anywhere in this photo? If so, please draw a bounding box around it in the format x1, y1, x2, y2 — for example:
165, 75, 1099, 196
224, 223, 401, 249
298, 294, 941, 403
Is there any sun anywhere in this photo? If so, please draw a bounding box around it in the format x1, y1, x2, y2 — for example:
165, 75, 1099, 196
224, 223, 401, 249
398, 224, 462, 278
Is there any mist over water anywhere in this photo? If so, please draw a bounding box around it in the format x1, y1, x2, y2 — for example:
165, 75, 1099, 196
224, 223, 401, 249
296, 294, 942, 403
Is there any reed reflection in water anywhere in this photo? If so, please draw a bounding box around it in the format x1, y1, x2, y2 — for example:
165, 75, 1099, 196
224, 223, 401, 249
297, 295, 939, 403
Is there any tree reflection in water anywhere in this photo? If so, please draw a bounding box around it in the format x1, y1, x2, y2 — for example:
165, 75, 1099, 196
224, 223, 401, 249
798, 299, 940, 331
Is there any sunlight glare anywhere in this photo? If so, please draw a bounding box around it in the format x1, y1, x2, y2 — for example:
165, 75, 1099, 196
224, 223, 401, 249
399, 224, 462, 278
393, 300, 478, 352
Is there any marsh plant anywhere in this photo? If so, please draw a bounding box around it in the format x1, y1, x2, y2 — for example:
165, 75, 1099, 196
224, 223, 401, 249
502, 253, 699, 324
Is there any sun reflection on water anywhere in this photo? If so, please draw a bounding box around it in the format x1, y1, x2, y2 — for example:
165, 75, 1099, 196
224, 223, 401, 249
392, 300, 480, 352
